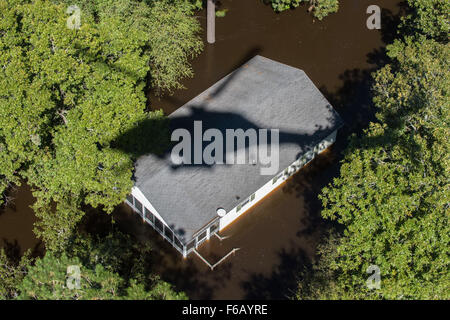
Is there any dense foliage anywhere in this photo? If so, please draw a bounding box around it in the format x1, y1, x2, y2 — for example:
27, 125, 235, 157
0, 0, 201, 251
400, 0, 449, 43
297, 0, 449, 299
268, 0, 339, 20
2, 230, 186, 300
55, 0, 203, 93
0, 249, 31, 299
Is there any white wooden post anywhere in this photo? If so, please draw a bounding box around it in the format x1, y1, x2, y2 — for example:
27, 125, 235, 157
207, 0, 215, 44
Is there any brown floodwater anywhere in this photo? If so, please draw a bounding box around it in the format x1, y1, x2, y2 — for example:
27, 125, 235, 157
0, 0, 404, 299
0, 184, 43, 258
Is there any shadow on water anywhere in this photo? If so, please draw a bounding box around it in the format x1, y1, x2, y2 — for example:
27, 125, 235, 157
1, 238, 43, 262
242, 247, 311, 299
283, 147, 338, 235
238, 146, 339, 299
79, 203, 222, 299
318, 4, 407, 137
234, 2, 408, 300
0, 0, 408, 300
379, 2, 410, 45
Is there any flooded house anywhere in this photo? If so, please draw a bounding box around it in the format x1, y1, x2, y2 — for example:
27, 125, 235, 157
125, 56, 344, 258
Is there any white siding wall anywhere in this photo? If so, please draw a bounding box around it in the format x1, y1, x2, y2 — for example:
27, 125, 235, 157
219, 130, 337, 231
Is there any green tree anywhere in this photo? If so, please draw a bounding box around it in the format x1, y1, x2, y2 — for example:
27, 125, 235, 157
12, 228, 187, 300
65, 229, 159, 286
400, 0, 449, 43
0, 249, 32, 299
55, 0, 204, 93
0, 0, 202, 250
296, 0, 450, 300
17, 251, 187, 300
299, 38, 449, 300
268, 0, 339, 20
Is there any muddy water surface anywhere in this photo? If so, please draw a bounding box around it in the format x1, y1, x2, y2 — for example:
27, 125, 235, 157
0, 0, 404, 299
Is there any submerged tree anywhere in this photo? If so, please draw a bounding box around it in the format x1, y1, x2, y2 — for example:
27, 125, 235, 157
0, 0, 202, 250
56, 0, 204, 93
400, 0, 449, 43
2, 229, 187, 300
268, 0, 339, 20
18, 252, 187, 300
298, 25, 449, 300
0, 249, 32, 299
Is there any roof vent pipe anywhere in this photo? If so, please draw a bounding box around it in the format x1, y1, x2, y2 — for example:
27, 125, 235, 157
216, 208, 226, 217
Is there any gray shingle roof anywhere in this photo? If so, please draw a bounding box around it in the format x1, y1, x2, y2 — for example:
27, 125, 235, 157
134, 55, 343, 244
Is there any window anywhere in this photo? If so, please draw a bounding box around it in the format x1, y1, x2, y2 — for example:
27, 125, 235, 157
210, 222, 218, 235
186, 239, 195, 253
272, 172, 283, 184
237, 193, 256, 212
319, 142, 326, 152
154, 217, 163, 232
298, 156, 306, 166
164, 226, 174, 242
126, 194, 133, 205
197, 230, 207, 244
144, 207, 154, 224
237, 199, 248, 212
174, 236, 183, 251
134, 198, 143, 214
